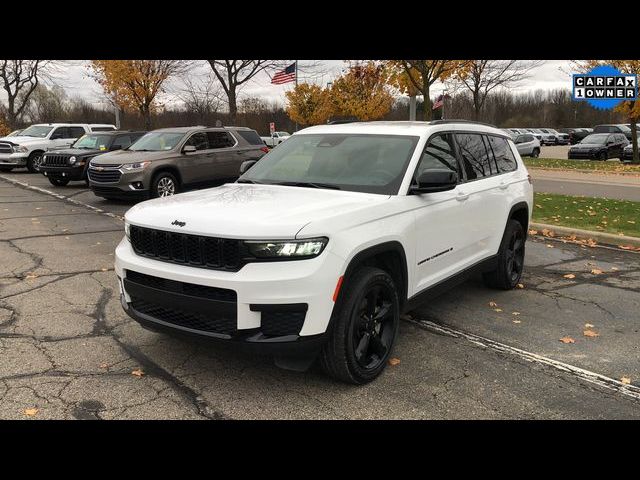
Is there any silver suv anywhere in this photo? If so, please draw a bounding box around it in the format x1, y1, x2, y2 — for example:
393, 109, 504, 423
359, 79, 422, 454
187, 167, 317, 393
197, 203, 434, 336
88, 126, 268, 200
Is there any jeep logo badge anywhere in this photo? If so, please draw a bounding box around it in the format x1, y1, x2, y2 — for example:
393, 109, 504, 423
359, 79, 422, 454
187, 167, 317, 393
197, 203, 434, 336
171, 220, 186, 227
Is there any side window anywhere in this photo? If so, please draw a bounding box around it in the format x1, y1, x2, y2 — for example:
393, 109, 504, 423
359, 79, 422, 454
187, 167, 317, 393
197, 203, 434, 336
184, 132, 209, 151
112, 136, 132, 149
488, 136, 517, 173
526, 135, 534, 142
68, 127, 86, 138
456, 133, 495, 181
50, 127, 68, 139
207, 131, 236, 149
414, 133, 460, 182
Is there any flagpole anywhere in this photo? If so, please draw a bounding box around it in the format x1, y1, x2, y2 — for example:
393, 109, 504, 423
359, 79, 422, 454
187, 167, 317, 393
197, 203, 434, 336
294, 60, 298, 132
442, 89, 446, 120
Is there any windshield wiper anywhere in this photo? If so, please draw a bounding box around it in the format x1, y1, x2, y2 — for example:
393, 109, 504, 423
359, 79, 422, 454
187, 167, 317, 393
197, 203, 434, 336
274, 181, 341, 190
130, 149, 154, 152
236, 179, 265, 184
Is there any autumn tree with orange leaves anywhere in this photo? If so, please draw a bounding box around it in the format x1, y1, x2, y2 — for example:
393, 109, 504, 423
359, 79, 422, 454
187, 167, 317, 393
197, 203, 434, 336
574, 60, 640, 164
90, 60, 187, 129
285, 83, 332, 126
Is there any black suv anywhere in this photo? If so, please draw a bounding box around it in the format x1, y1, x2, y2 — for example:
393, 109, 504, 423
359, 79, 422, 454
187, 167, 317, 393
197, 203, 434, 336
593, 124, 634, 141
40, 131, 146, 186
568, 133, 629, 160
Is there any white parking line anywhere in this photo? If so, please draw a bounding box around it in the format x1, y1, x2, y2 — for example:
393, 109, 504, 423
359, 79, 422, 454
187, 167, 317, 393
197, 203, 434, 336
0, 174, 124, 221
406, 317, 640, 402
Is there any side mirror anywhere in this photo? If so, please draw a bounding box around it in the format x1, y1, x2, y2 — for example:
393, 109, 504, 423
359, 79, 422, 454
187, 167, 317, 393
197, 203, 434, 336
410, 169, 458, 194
183, 145, 197, 154
239, 160, 257, 174
607, 140, 614, 145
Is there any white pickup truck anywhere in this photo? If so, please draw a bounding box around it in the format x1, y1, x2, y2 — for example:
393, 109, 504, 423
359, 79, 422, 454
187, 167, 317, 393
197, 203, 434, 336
0, 123, 116, 172
260, 131, 291, 148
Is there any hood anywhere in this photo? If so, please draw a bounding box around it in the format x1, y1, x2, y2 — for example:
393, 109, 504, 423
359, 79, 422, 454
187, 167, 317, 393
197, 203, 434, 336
125, 183, 390, 239
45, 148, 104, 157
572, 143, 605, 149
91, 149, 175, 165
0, 135, 45, 145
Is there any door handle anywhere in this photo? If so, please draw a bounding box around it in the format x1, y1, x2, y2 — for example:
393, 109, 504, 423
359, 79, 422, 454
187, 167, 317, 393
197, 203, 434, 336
498, 181, 509, 190
456, 191, 469, 202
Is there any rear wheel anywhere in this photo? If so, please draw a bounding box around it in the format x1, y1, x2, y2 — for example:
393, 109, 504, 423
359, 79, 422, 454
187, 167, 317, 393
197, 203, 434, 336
483, 219, 525, 290
320, 267, 399, 384
48, 177, 69, 187
150, 172, 179, 198
531, 148, 540, 158
27, 151, 44, 173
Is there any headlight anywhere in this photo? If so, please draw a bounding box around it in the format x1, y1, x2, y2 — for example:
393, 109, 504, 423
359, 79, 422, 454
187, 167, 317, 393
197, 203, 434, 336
124, 222, 131, 240
69, 156, 77, 164
122, 161, 151, 171
12, 145, 28, 153
245, 237, 328, 259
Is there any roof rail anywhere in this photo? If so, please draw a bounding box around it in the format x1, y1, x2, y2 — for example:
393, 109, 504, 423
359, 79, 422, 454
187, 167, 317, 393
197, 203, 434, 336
430, 119, 498, 128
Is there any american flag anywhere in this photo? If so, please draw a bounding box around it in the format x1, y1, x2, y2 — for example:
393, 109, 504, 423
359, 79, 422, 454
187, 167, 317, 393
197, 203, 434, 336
271, 62, 296, 85
432, 93, 451, 110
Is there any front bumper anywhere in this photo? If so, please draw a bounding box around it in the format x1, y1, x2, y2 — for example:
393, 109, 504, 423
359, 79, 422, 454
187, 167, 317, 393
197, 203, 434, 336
568, 150, 598, 159
41, 165, 87, 181
88, 168, 149, 197
115, 237, 345, 347
0, 153, 28, 167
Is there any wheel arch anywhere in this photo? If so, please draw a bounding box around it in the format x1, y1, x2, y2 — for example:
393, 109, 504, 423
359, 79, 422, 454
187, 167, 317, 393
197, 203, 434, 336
508, 201, 530, 233
151, 165, 183, 186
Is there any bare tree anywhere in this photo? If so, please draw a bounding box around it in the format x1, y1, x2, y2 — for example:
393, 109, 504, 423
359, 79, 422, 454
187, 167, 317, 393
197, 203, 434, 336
451, 60, 543, 120
0, 60, 54, 127
206, 60, 287, 124
176, 75, 224, 124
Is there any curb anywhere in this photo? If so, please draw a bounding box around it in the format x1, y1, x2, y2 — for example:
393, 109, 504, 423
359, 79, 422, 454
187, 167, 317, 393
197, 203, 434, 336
530, 222, 640, 249
527, 167, 640, 177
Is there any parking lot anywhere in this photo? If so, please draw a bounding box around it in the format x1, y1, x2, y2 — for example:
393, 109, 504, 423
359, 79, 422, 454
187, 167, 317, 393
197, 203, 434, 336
1, 170, 640, 419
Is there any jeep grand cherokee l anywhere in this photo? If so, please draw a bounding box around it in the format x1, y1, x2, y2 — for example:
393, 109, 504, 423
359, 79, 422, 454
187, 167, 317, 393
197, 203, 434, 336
88, 126, 268, 200
115, 120, 533, 384
40, 131, 146, 186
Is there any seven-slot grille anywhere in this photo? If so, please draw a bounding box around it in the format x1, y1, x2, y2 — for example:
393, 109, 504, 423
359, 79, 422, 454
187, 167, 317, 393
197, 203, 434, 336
88, 167, 122, 183
0, 143, 13, 154
129, 225, 246, 271
43, 154, 70, 167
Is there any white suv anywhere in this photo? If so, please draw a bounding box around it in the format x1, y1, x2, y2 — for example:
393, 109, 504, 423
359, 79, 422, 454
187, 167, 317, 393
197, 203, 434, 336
0, 123, 116, 172
115, 121, 533, 384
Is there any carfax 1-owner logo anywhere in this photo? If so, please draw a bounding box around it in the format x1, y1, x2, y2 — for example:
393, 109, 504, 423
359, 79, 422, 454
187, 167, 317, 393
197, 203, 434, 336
573, 65, 638, 110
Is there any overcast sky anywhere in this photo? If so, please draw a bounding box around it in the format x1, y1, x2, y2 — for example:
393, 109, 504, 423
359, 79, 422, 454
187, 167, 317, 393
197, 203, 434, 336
46, 60, 574, 110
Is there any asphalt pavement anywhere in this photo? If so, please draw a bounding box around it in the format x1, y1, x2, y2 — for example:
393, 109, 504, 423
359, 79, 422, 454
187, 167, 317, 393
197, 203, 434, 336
1, 171, 640, 419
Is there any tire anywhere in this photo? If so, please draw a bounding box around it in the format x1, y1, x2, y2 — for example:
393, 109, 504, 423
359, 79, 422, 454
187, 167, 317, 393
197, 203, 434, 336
26, 151, 44, 173
531, 148, 540, 158
48, 177, 69, 187
599, 151, 608, 161
0, 167, 13, 173
150, 171, 179, 198
482, 219, 525, 290
319, 266, 400, 384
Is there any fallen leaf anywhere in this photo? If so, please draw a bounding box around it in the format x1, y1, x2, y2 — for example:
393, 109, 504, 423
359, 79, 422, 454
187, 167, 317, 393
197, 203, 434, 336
584, 323, 594, 328
583, 329, 600, 338
23, 408, 39, 417
131, 368, 145, 377
100, 268, 108, 272
563, 274, 576, 279
528, 229, 538, 235
516, 283, 524, 289
590, 269, 603, 275
512, 312, 520, 316
489, 301, 498, 307
388, 358, 401, 366
621, 377, 632, 385
99, 363, 109, 369
611, 267, 619, 271
546, 244, 554, 248
559, 336, 575, 344
24, 274, 38, 280
494, 308, 503, 313
512, 319, 521, 324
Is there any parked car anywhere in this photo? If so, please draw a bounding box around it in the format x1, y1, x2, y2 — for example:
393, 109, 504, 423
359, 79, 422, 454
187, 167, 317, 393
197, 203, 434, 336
115, 120, 533, 384
39, 131, 146, 187
538, 128, 569, 145
520, 128, 544, 144
568, 133, 629, 160
0, 123, 116, 172
529, 128, 556, 145
88, 126, 268, 200
261, 131, 290, 147
622, 140, 639, 162
593, 124, 633, 141
512, 133, 541, 157
560, 128, 591, 145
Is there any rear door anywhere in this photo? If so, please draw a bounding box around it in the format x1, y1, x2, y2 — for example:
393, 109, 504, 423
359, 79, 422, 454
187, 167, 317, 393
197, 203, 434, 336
204, 131, 240, 182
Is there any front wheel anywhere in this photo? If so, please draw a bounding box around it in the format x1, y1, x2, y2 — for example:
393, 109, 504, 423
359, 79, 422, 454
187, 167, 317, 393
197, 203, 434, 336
531, 148, 540, 158
27, 151, 44, 173
319, 267, 399, 384
48, 177, 69, 187
483, 219, 525, 290
599, 151, 608, 161
150, 172, 179, 198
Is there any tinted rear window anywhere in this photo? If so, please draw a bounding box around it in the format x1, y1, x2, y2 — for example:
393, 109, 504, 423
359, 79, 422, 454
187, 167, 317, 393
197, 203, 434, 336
235, 129, 264, 145
487, 135, 517, 173
456, 133, 496, 180
91, 126, 116, 132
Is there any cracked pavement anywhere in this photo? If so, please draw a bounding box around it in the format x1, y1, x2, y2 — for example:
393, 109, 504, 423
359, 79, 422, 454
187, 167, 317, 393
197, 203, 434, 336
1, 172, 640, 419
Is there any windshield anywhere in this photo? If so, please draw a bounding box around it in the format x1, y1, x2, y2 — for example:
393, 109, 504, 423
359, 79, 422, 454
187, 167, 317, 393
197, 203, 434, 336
73, 134, 111, 150
128, 132, 185, 151
581, 134, 608, 144
239, 133, 419, 195
19, 125, 54, 138
618, 125, 632, 133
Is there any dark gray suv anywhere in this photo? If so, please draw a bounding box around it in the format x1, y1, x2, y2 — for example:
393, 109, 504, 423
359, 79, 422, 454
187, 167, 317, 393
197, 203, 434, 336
88, 126, 268, 200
